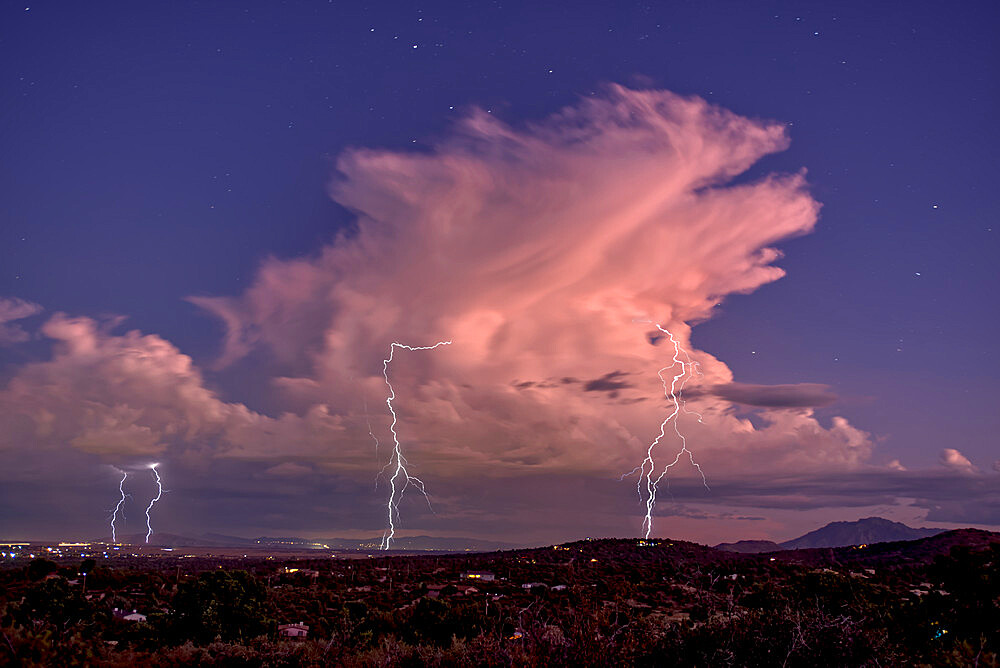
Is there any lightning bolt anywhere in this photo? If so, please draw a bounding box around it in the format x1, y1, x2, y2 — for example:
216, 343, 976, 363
379, 340, 452, 550
144, 463, 163, 544
623, 321, 709, 538
109, 468, 128, 543
363, 397, 382, 490
364, 397, 380, 454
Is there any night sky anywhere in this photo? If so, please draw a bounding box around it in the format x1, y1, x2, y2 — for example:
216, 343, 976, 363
2, 1, 997, 546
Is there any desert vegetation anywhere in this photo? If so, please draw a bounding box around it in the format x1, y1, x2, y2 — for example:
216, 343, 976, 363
1, 532, 997, 666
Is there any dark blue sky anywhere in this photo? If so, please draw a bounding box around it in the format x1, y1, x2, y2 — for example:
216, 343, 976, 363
1, 1, 997, 542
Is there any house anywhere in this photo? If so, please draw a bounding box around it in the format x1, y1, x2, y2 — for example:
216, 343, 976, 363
114, 608, 147, 622
461, 571, 495, 581
278, 622, 309, 639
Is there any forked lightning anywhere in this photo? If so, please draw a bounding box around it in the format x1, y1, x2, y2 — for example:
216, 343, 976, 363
624, 321, 709, 538
109, 468, 128, 543
144, 463, 163, 544
379, 340, 452, 549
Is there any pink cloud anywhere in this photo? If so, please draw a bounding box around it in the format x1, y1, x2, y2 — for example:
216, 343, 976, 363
5, 86, 997, 541
0, 313, 367, 475
0, 87, 893, 541
0, 297, 42, 345
188, 86, 871, 481
940, 448, 976, 473
0, 314, 247, 458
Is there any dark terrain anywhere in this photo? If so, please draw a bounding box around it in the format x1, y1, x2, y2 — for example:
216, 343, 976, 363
1, 527, 997, 667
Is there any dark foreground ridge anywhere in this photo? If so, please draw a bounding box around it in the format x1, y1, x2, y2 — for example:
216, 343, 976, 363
1, 528, 997, 666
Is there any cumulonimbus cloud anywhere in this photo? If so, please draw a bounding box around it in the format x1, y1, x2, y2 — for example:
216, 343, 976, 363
0, 87, 886, 520
182, 85, 870, 479
6, 85, 994, 535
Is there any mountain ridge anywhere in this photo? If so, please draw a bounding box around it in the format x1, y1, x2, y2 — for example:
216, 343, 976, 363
714, 517, 947, 553
93, 517, 950, 552
779, 516, 945, 550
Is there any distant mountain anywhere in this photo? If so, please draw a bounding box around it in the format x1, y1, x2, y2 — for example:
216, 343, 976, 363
768, 528, 1000, 568
254, 537, 340, 549
304, 535, 519, 552
714, 540, 782, 554
778, 517, 945, 550
105, 532, 256, 547
254, 536, 520, 552
373, 535, 520, 552
201, 533, 257, 546
98, 533, 518, 552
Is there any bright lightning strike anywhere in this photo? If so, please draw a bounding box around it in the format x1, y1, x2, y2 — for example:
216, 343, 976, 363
624, 321, 709, 539
109, 468, 128, 543
379, 340, 452, 550
144, 463, 163, 544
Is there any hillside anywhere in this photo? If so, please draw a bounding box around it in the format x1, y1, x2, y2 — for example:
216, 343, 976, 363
769, 528, 1000, 568
714, 540, 782, 554
7, 527, 998, 666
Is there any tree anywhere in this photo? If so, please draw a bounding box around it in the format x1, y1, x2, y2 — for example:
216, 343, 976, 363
26, 558, 58, 582
169, 570, 271, 644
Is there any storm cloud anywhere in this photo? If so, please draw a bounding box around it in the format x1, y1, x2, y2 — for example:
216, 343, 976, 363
707, 382, 838, 408
5, 86, 988, 542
